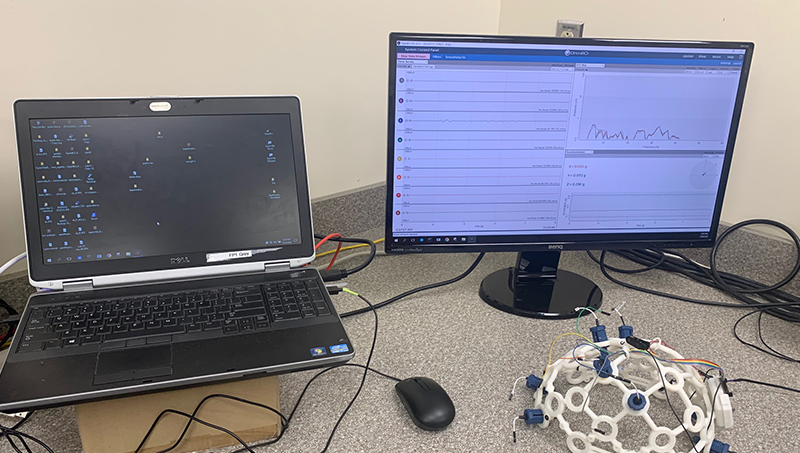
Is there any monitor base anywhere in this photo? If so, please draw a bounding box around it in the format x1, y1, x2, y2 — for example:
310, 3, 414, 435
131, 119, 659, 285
479, 254, 602, 319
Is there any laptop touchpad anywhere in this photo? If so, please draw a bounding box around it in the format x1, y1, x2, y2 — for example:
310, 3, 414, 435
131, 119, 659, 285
94, 345, 173, 386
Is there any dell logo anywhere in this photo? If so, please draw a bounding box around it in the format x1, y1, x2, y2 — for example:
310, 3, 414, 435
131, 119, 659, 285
170, 256, 190, 264
149, 101, 172, 112
548, 245, 564, 250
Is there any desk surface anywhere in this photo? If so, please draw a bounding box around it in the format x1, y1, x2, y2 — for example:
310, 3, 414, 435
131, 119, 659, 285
1, 227, 799, 453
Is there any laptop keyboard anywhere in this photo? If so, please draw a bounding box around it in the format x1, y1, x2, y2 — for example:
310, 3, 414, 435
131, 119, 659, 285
15, 278, 332, 355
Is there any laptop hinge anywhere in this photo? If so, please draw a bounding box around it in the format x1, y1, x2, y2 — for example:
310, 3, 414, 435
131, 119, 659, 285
264, 262, 292, 274
62, 280, 94, 292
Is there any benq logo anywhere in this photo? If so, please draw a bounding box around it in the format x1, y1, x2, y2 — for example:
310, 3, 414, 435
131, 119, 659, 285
548, 245, 564, 250
564, 50, 589, 56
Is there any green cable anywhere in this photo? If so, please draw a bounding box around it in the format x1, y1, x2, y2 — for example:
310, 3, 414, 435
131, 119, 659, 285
576, 306, 601, 335
342, 288, 359, 296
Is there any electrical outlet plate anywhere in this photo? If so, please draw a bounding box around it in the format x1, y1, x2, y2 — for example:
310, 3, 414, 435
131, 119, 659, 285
556, 20, 584, 38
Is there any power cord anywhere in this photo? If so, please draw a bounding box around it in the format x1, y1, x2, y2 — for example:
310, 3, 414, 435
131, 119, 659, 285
726, 378, 800, 394
0, 425, 53, 453
315, 235, 376, 282
132, 288, 385, 453
318, 288, 377, 452
340, 252, 485, 318
0, 253, 26, 277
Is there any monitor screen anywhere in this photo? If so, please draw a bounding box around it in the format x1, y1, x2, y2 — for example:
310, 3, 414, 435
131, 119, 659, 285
385, 34, 753, 252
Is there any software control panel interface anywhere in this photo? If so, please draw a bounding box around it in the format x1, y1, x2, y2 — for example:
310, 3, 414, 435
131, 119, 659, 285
389, 39, 747, 244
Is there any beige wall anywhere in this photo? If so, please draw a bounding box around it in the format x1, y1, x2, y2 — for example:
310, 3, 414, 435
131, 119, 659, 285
0, 0, 502, 273
499, 0, 800, 234
3, 0, 794, 275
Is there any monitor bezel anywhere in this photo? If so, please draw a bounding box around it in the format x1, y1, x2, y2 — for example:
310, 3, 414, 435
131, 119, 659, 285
15, 96, 316, 284
384, 32, 754, 254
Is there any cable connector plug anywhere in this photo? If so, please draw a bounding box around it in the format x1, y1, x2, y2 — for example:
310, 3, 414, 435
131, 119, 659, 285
625, 335, 651, 351
319, 268, 348, 282
325, 283, 348, 296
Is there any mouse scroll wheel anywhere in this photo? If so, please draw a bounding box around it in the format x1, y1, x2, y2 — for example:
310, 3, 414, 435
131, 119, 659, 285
415, 378, 431, 391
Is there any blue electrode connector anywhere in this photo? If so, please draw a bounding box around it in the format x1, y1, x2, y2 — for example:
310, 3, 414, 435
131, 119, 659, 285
627, 392, 646, 411
522, 409, 545, 425
693, 437, 731, 453
593, 351, 613, 378
589, 325, 608, 343
526, 374, 542, 391
618, 325, 633, 338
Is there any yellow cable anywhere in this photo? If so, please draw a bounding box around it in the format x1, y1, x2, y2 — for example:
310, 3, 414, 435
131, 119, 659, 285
316, 238, 384, 258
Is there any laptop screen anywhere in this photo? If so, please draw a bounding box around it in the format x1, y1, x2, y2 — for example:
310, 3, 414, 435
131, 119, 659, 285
16, 97, 315, 285
29, 114, 302, 266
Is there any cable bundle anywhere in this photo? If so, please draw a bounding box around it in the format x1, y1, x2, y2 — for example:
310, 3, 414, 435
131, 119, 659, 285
589, 219, 800, 362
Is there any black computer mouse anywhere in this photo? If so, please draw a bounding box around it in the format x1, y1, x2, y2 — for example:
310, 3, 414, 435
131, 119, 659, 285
395, 376, 455, 430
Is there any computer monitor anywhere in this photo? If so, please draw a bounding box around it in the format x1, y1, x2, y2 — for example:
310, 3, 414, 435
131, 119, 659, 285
384, 33, 754, 319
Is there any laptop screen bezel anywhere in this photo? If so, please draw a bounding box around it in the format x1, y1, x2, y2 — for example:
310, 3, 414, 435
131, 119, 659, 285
15, 96, 315, 286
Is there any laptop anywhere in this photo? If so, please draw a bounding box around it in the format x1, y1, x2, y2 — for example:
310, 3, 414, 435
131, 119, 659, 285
0, 96, 354, 412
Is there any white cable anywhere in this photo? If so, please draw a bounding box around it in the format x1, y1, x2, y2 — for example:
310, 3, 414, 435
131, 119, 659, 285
575, 306, 598, 320
0, 252, 26, 276
509, 376, 526, 400
662, 251, 711, 269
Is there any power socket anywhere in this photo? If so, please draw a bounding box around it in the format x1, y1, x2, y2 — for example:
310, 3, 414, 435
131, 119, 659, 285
556, 20, 584, 38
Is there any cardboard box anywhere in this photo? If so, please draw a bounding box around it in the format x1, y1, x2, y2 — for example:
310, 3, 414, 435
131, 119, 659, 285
76, 376, 281, 453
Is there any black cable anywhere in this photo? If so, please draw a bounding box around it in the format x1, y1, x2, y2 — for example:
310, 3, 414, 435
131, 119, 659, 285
134, 394, 289, 453
710, 219, 800, 294
615, 231, 800, 320
589, 250, 800, 312
228, 363, 402, 453
588, 249, 667, 274
726, 378, 800, 394
340, 252, 486, 318
10, 412, 33, 431
0, 427, 54, 453
756, 311, 799, 362
1, 412, 36, 453
5, 435, 25, 453
706, 379, 724, 431
144, 409, 257, 453
337, 363, 402, 382
314, 235, 376, 278
15, 436, 31, 453
645, 351, 699, 453
319, 291, 378, 453
0, 298, 19, 316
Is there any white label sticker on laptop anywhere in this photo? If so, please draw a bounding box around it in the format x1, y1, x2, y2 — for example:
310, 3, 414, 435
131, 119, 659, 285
206, 248, 279, 263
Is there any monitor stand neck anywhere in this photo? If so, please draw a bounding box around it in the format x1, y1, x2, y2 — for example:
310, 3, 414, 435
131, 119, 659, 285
479, 251, 602, 319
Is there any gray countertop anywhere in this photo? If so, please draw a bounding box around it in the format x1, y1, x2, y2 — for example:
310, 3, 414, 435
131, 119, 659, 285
1, 227, 799, 452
